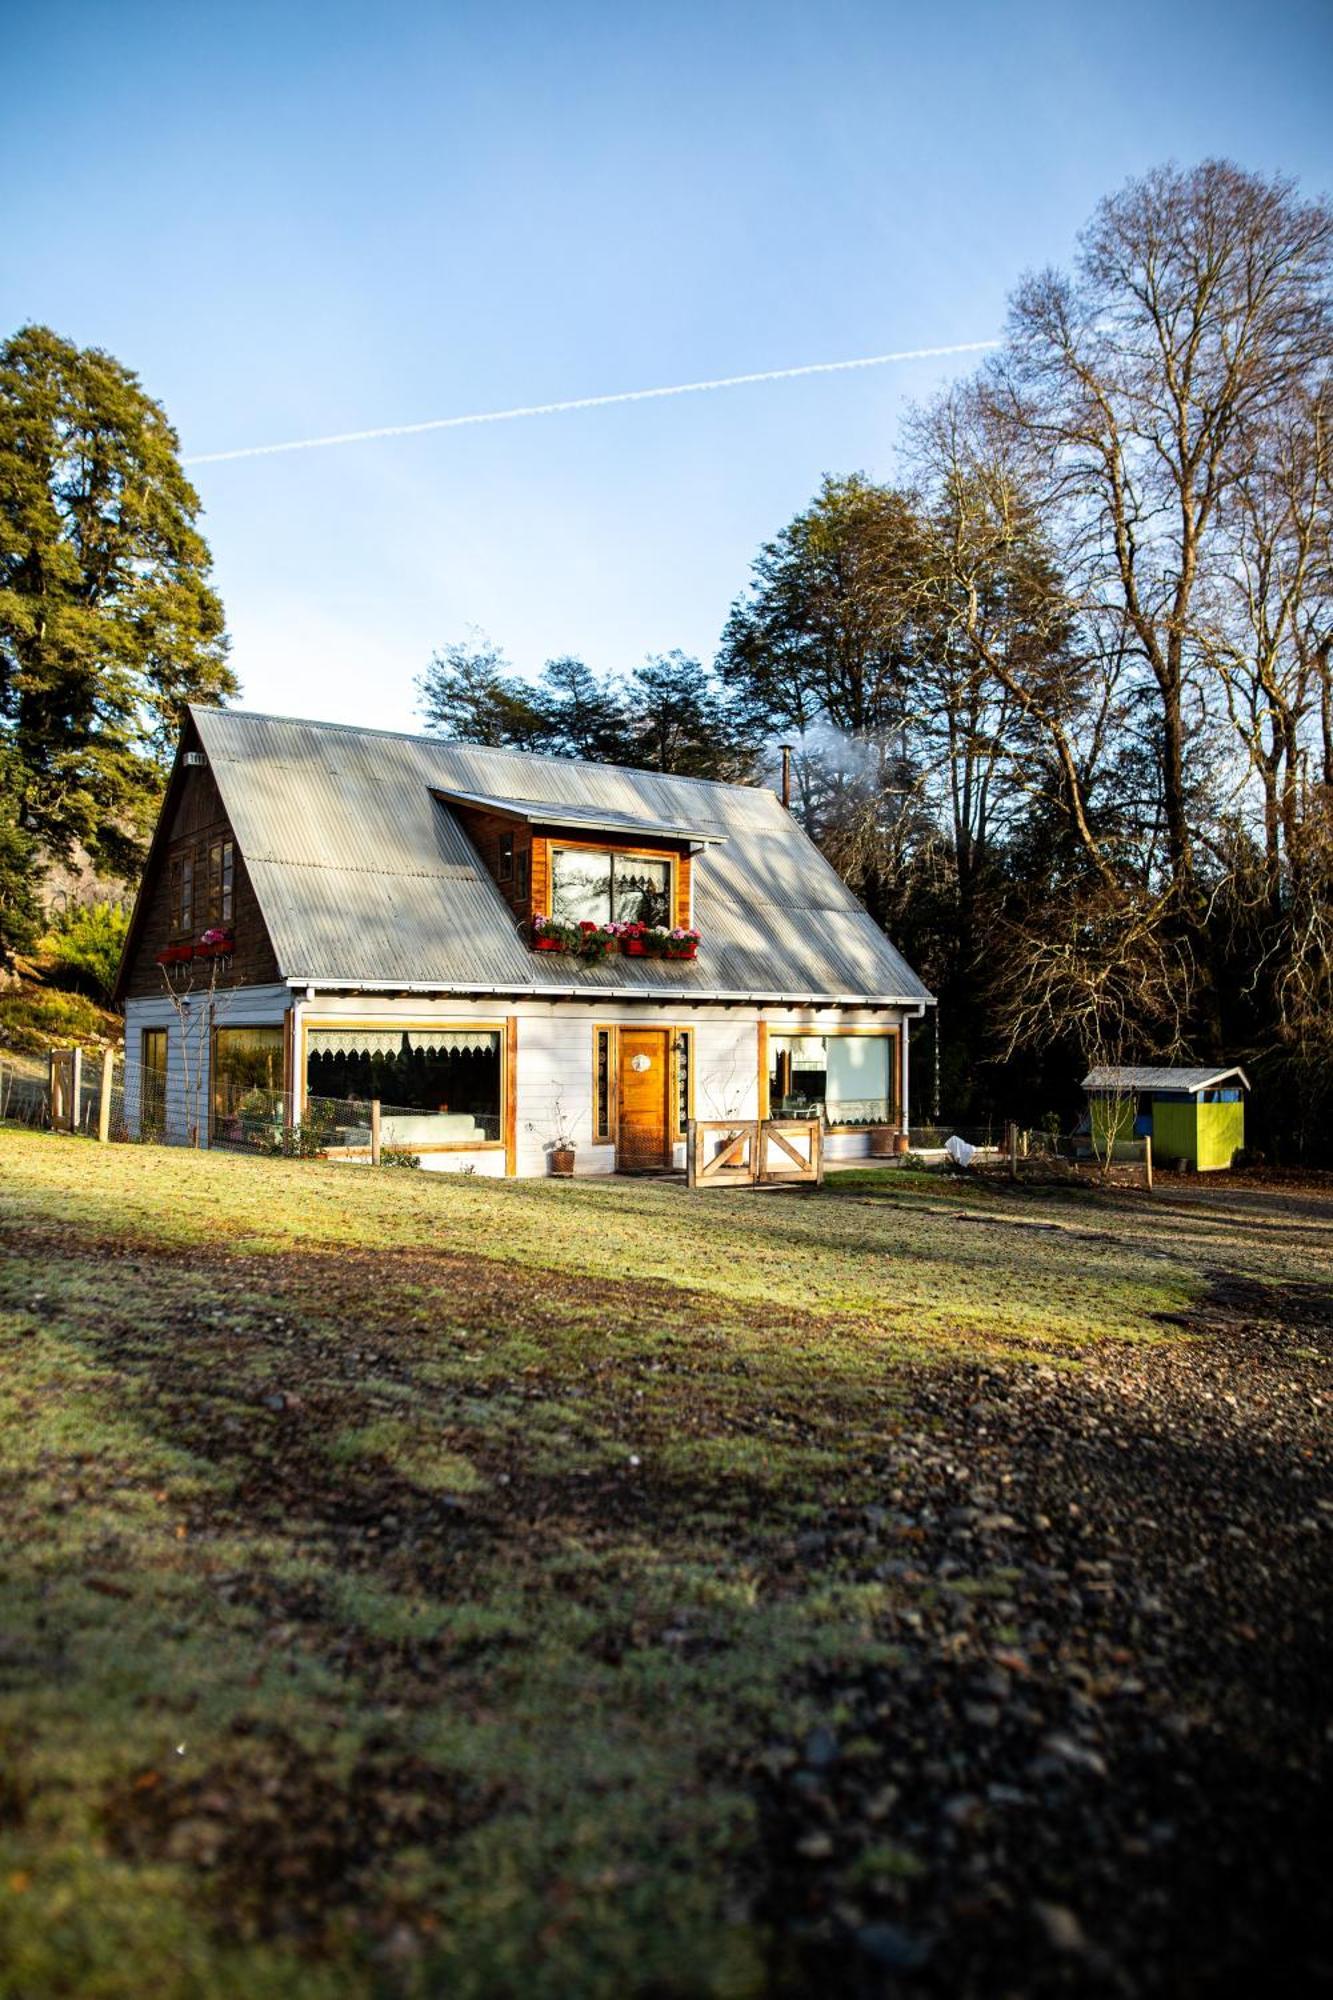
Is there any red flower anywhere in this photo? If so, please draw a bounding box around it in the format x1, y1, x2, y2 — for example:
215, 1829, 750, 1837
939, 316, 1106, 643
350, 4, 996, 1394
579, 920, 597, 933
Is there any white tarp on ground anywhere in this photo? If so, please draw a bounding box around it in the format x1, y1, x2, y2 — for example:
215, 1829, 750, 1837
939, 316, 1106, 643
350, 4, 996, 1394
944, 1133, 978, 1168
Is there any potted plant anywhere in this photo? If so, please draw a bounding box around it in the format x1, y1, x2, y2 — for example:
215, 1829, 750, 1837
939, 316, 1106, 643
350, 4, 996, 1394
155, 942, 194, 965
665, 926, 701, 960
530, 913, 575, 952
530, 1092, 580, 1175
576, 921, 617, 961
619, 921, 649, 956
197, 926, 235, 958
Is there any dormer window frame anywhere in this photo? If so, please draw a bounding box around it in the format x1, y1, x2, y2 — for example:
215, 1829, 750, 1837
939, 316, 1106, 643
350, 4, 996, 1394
547, 838, 680, 932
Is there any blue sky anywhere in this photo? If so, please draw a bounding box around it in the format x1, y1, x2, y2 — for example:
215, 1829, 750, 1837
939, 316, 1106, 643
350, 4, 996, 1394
5, 0, 1331, 732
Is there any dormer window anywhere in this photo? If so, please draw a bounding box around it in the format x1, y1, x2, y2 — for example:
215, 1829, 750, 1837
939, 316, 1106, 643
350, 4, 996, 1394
551, 846, 671, 928
497, 830, 514, 882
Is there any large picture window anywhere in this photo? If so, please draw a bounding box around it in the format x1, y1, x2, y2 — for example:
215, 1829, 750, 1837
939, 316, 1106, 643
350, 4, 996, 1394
212, 1026, 285, 1140
305, 1025, 503, 1148
768, 1033, 896, 1127
551, 847, 671, 928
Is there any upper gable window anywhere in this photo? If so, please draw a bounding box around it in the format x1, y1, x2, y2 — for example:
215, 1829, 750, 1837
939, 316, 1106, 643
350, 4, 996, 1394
169, 853, 194, 934
550, 847, 671, 928
497, 830, 514, 882
207, 838, 234, 924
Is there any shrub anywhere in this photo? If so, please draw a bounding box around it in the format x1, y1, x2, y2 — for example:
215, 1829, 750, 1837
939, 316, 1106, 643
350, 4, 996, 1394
380, 1146, 422, 1169
44, 902, 130, 1001
0, 983, 117, 1056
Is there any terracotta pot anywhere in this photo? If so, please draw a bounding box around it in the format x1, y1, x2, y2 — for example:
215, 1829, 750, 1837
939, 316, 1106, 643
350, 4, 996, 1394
549, 1146, 576, 1176
868, 1126, 896, 1156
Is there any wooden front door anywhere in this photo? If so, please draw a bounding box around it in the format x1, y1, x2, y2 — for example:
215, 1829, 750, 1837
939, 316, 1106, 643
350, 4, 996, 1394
617, 1028, 671, 1171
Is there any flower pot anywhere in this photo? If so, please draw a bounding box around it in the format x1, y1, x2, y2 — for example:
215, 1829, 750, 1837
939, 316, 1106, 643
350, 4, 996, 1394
665, 944, 698, 960
868, 1125, 896, 1156
533, 935, 565, 952
894, 1131, 910, 1156
549, 1146, 576, 1176
623, 939, 647, 956
156, 944, 195, 965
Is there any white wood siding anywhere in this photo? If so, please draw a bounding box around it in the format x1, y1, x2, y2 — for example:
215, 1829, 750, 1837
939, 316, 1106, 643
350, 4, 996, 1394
127, 986, 916, 1175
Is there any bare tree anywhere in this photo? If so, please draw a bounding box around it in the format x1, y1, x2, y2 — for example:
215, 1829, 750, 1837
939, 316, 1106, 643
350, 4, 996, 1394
995, 161, 1333, 911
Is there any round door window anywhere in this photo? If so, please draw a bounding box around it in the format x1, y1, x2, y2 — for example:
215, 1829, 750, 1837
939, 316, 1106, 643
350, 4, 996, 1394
630, 1053, 652, 1072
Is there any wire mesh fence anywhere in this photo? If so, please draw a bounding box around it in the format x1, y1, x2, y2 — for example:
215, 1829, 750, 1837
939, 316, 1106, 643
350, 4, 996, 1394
997, 1128, 1153, 1188
4, 1051, 500, 1168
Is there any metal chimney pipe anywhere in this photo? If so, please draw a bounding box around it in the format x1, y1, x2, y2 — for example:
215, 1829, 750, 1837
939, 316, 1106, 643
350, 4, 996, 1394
779, 744, 793, 808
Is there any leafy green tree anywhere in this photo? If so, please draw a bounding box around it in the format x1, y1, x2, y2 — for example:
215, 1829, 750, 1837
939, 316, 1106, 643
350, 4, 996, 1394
0, 324, 234, 886
622, 653, 761, 781
416, 633, 550, 749
0, 743, 40, 961
43, 898, 130, 1001
532, 655, 625, 760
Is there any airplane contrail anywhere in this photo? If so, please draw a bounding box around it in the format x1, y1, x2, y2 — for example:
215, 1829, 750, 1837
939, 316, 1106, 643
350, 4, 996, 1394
182, 339, 1000, 465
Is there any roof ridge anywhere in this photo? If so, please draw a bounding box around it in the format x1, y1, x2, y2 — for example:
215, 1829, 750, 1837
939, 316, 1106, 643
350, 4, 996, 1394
190, 703, 782, 804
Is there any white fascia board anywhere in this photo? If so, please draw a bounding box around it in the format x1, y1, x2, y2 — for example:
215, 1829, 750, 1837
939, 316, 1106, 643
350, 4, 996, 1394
288, 977, 933, 1007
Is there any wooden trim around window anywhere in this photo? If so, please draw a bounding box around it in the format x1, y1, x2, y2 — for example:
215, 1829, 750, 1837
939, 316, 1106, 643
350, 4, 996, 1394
591, 1024, 618, 1144
541, 836, 682, 925
504, 1016, 518, 1176
671, 1025, 694, 1142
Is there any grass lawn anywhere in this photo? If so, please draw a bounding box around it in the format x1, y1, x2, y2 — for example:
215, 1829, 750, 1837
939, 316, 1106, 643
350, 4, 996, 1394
1, 1128, 1329, 1997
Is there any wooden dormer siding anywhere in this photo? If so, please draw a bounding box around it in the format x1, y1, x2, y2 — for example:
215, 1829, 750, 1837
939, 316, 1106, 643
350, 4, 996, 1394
117, 739, 280, 1001
451, 805, 537, 925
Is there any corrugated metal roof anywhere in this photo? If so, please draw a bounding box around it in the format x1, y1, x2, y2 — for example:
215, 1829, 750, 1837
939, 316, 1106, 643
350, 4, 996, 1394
191, 706, 934, 1005
429, 787, 729, 845
1082, 1066, 1251, 1094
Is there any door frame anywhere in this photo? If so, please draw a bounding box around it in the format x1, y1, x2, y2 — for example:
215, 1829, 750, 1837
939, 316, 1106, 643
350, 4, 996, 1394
616, 1025, 674, 1172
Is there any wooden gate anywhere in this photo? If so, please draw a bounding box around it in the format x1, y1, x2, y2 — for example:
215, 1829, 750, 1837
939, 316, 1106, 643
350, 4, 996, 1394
687, 1118, 823, 1188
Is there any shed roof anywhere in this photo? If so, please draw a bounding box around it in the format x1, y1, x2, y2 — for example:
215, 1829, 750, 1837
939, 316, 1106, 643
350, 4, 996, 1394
187, 706, 933, 1006
1082, 1065, 1251, 1094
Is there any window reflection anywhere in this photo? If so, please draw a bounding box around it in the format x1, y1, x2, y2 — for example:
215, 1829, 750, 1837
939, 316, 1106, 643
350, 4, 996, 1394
551, 849, 670, 927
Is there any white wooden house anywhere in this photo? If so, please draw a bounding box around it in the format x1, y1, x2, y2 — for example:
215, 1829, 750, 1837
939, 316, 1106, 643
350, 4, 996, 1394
115, 707, 934, 1174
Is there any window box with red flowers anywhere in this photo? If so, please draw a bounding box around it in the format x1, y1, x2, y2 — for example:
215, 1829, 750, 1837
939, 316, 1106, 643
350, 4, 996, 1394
530, 914, 618, 960
196, 927, 235, 958
665, 927, 701, 960
156, 943, 195, 966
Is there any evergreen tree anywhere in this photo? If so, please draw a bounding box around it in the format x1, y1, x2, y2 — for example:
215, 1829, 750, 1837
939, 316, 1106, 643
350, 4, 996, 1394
0, 324, 234, 895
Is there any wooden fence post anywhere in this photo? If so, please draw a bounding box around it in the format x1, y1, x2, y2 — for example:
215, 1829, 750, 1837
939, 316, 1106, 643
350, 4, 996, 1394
1143, 1134, 1153, 1193
98, 1049, 115, 1143
69, 1046, 82, 1132
1008, 1121, 1019, 1180
370, 1098, 382, 1167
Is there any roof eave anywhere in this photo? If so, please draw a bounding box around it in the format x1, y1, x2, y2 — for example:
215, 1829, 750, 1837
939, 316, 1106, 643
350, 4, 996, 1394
286, 976, 933, 1007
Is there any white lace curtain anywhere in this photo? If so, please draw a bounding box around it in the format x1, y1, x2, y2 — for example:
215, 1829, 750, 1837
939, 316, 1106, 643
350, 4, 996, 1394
308, 1028, 499, 1059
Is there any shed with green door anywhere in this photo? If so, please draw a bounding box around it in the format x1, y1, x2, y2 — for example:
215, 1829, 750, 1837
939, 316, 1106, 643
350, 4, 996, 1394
1081, 1066, 1250, 1172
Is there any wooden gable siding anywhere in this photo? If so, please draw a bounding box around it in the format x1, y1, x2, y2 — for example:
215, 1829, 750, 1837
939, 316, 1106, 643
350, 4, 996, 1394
121, 760, 280, 999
